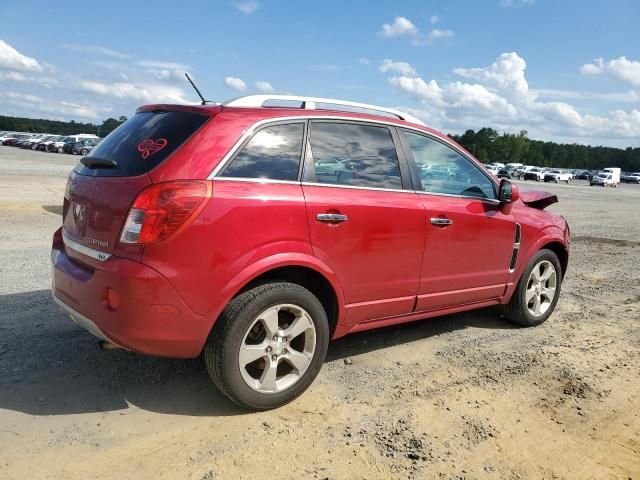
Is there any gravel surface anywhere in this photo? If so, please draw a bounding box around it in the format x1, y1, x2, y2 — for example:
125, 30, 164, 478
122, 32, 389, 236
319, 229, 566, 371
0, 146, 639, 479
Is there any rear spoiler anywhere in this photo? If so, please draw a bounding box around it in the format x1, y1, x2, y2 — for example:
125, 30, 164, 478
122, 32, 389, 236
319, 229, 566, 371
136, 104, 221, 116
520, 190, 558, 210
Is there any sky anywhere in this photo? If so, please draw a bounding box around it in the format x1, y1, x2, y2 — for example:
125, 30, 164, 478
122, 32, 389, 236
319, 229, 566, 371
0, 0, 639, 147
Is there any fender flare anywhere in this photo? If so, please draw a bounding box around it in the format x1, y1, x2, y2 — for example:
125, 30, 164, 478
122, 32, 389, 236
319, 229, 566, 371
206, 252, 347, 332
503, 226, 568, 302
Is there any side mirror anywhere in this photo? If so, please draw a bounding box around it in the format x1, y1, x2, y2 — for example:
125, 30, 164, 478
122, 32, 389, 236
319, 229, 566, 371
499, 179, 520, 203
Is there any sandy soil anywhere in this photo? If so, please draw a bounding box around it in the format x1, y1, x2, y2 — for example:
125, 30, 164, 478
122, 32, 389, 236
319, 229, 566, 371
0, 146, 638, 479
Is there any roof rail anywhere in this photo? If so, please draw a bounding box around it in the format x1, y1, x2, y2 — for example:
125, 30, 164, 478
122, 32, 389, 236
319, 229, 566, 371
223, 95, 425, 126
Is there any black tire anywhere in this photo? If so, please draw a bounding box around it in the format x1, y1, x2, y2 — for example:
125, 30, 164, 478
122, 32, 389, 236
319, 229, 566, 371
204, 282, 329, 410
81, 148, 89, 156
502, 249, 563, 327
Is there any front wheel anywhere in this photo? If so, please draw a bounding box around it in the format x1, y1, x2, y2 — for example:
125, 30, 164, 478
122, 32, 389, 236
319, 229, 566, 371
204, 282, 329, 410
502, 249, 562, 327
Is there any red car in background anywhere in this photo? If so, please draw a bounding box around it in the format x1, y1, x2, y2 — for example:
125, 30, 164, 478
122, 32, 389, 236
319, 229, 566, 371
51, 95, 569, 410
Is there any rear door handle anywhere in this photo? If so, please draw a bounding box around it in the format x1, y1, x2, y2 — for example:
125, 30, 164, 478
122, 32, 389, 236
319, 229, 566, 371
316, 213, 348, 223
430, 217, 453, 226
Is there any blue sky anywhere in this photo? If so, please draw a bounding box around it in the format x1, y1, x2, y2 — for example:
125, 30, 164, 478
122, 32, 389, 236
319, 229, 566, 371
1, 0, 639, 146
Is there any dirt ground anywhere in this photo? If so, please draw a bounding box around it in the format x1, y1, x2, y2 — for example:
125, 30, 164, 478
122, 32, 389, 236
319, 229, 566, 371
0, 145, 638, 479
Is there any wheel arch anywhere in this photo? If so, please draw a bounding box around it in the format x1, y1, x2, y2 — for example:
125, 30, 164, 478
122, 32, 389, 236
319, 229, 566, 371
204, 254, 346, 351
503, 228, 568, 303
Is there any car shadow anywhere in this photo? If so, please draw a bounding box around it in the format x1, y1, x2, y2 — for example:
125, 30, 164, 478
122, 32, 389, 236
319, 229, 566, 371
0, 289, 515, 417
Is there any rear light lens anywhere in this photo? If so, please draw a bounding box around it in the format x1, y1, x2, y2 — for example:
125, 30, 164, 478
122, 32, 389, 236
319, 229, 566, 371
119, 181, 211, 244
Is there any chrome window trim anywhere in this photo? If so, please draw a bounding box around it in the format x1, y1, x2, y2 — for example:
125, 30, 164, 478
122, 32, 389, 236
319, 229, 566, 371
300, 181, 408, 194
415, 190, 502, 205
62, 231, 111, 262
207, 115, 485, 181
207, 115, 502, 202
214, 177, 302, 186
212, 176, 503, 200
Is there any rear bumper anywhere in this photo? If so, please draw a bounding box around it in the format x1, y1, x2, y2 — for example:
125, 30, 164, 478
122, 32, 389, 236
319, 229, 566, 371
51, 232, 211, 358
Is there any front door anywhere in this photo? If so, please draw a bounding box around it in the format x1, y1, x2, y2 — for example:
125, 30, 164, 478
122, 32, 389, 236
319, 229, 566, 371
399, 129, 516, 311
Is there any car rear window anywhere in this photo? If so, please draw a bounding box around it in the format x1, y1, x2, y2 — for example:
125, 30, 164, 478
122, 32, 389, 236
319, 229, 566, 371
74, 110, 208, 177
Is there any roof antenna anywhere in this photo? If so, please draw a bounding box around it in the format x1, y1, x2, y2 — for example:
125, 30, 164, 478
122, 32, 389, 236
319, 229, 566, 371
184, 72, 214, 105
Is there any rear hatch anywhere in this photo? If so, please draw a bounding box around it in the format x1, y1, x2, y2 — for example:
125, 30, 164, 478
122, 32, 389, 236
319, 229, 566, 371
62, 109, 209, 259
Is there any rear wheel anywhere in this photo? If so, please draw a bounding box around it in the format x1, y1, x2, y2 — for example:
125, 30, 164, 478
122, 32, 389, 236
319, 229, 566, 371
204, 282, 329, 410
80, 148, 89, 156
502, 249, 562, 327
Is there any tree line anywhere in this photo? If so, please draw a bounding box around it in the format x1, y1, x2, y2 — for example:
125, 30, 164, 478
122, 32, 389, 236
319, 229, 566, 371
449, 128, 640, 172
0, 115, 127, 138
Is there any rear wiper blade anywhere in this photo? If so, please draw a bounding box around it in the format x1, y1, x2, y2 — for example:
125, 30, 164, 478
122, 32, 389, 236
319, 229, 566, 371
80, 157, 118, 169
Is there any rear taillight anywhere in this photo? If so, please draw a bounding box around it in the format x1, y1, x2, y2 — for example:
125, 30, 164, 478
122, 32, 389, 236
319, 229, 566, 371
119, 181, 211, 245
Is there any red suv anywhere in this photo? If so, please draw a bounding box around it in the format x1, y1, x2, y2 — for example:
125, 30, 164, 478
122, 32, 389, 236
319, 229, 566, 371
51, 95, 569, 410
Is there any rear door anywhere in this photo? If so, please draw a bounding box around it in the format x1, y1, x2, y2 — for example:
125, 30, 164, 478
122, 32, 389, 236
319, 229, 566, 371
302, 121, 425, 324
398, 129, 516, 311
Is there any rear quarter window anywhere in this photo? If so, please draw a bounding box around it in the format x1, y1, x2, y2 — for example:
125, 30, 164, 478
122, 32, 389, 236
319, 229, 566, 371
75, 110, 208, 177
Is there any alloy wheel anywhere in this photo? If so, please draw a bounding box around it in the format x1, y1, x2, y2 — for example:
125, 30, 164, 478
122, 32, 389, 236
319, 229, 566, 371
525, 260, 557, 317
238, 304, 316, 393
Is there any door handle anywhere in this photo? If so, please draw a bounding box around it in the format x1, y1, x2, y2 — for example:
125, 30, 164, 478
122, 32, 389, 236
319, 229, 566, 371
430, 217, 453, 226
316, 213, 348, 223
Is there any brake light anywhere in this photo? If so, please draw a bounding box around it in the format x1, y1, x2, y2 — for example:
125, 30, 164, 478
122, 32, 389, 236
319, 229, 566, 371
119, 181, 211, 244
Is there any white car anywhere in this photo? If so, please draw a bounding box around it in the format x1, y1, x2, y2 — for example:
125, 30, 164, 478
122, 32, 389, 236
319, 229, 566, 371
590, 172, 616, 187
523, 167, 545, 181
544, 169, 572, 183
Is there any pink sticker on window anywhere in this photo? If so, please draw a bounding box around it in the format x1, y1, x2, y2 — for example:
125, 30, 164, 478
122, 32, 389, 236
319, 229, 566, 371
137, 138, 168, 159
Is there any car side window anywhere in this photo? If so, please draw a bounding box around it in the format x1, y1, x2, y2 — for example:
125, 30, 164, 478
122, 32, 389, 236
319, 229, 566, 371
221, 123, 304, 181
308, 122, 402, 189
402, 130, 496, 200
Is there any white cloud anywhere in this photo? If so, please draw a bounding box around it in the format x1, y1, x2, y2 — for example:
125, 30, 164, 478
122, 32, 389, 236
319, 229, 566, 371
580, 56, 640, 86
379, 59, 417, 77
312, 64, 339, 71
255, 80, 274, 92
0, 40, 42, 72
453, 52, 533, 102
380, 16, 454, 46
358, 58, 370, 65
234, 1, 258, 14
428, 29, 454, 41
79, 80, 188, 103
430, 15, 441, 24
500, 0, 535, 7
380, 16, 419, 38
4, 92, 44, 103
383, 51, 640, 143
533, 88, 640, 102
3, 92, 99, 120
224, 76, 247, 91
62, 43, 130, 59
137, 59, 189, 70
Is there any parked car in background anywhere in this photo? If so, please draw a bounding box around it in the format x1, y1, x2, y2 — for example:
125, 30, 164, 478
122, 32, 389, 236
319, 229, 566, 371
600, 168, 621, 187
621, 172, 640, 184
51, 94, 570, 410
48, 136, 70, 153
497, 168, 513, 179
575, 171, 592, 180
590, 172, 616, 187
3, 134, 30, 146
544, 169, 572, 183
484, 164, 501, 175
21, 134, 47, 149
62, 134, 99, 154
37, 135, 62, 151
523, 167, 545, 181
72, 138, 101, 155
